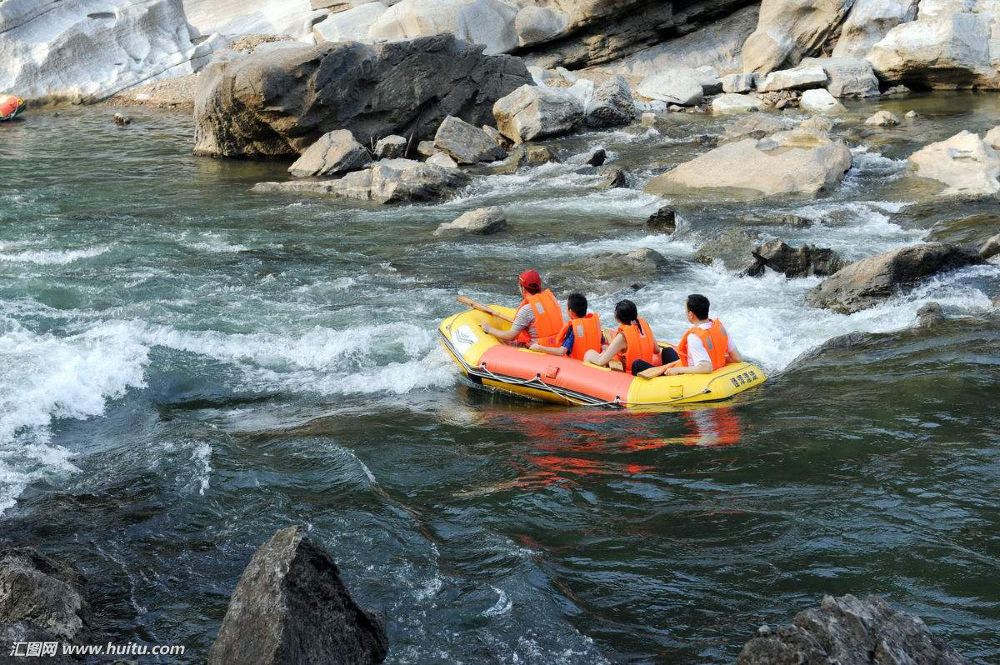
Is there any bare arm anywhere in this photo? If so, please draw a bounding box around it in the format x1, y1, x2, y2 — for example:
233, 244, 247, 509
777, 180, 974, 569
483, 323, 521, 341
665, 360, 712, 376
529, 343, 567, 356
584, 333, 626, 367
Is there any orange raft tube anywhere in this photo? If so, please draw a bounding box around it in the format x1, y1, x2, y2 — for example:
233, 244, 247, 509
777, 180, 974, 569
0, 95, 26, 122
439, 306, 767, 408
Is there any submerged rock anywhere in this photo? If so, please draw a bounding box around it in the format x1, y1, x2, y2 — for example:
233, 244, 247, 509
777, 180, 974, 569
490, 144, 559, 174
253, 159, 470, 205
646, 123, 852, 200
646, 206, 677, 234
434, 206, 507, 236
208, 526, 387, 665
711, 93, 764, 115
865, 110, 901, 127
288, 130, 372, 178
492, 84, 583, 143
0, 547, 90, 644
112, 112, 131, 126
694, 228, 763, 275
596, 168, 629, 189
981, 233, 1000, 260
737, 594, 968, 665
752, 240, 845, 278
433, 116, 507, 164
909, 131, 1000, 197
807, 243, 983, 314
916, 301, 946, 327
194, 35, 531, 158
563, 248, 672, 289
567, 147, 606, 167
722, 114, 787, 142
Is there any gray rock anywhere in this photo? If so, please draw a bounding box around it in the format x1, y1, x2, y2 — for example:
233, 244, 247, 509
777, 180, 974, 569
801, 57, 880, 98
208, 526, 387, 665
694, 228, 763, 275
807, 243, 984, 314
288, 130, 372, 178
596, 167, 628, 189
426, 152, 459, 169
646, 206, 676, 234
752, 240, 845, 278
721, 73, 756, 94
737, 594, 968, 665
374, 135, 408, 160
981, 233, 1000, 260
865, 110, 901, 127
0, 547, 90, 644
916, 301, 945, 327
905, 109, 918, 119
112, 112, 131, 126
490, 144, 559, 174
493, 84, 584, 143
194, 35, 531, 158
585, 75, 636, 128
481, 125, 510, 149
564, 248, 672, 289
757, 66, 828, 93
253, 159, 470, 205
434, 206, 508, 236
433, 115, 507, 164
637, 68, 704, 106
640, 112, 657, 127
416, 140, 439, 158
722, 114, 787, 142
567, 147, 606, 167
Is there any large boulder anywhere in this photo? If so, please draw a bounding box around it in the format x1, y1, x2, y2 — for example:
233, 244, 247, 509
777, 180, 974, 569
0, 547, 90, 644
908, 130, 1000, 197
646, 123, 853, 200
753, 240, 845, 277
313, 2, 388, 43
492, 84, 584, 143
433, 116, 507, 164
514, 6, 570, 47
637, 68, 704, 106
807, 243, 984, 313
253, 158, 470, 204
737, 594, 968, 664
0, 0, 213, 102
800, 57, 880, 97
867, 4, 1000, 90
208, 526, 387, 665
369, 0, 519, 55
288, 130, 372, 178
193, 35, 532, 159
182, 0, 321, 40
584, 76, 636, 128
434, 206, 508, 236
831, 0, 919, 59
741, 0, 855, 74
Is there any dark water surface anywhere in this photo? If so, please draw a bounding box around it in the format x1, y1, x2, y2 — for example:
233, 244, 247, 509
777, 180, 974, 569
1, 100, 998, 663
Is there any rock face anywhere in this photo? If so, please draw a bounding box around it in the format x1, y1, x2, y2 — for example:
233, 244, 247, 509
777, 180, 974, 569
637, 69, 705, 106
194, 35, 531, 158
288, 130, 372, 178
757, 65, 828, 92
752, 240, 845, 277
831, 0, 918, 59
867, 3, 1000, 90
434, 206, 508, 236
741, 0, 855, 74
0, 0, 213, 102
208, 526, 387, 665
807, 243, 983, 313
370, 0, 519, 56
433, 116, 507, 164
313, 2, 388, 43
646, 124, 853, 200
515, 5, 569, 47
0, 547, 90, 643
492, 84, 583, 143
584, 76, 636, 128
182, 0, 320, 40
737, 594, 968, 665
253, 158, 470, 204
908, 131, 1000, 197
800, 88, 845, 114
800, 57, 880, 97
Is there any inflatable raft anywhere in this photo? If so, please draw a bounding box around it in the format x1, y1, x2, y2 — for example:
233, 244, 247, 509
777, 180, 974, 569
0, 95, 25, 121
439, 306, 767, 408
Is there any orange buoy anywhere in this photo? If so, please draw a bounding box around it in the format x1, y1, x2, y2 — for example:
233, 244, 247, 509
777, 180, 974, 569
0, 94, 26, 121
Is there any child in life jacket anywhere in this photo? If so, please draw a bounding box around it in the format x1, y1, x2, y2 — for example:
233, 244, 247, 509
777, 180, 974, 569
638, 294, 743, 378
529, 293, 602, 360
481, 269, 564, 347
583, 299, 680, 376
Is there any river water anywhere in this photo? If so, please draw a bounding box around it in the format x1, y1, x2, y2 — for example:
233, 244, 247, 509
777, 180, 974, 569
1, 96, 998, 663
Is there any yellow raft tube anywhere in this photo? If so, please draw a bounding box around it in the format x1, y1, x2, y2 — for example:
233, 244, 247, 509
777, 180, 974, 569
439, 306, 767, 408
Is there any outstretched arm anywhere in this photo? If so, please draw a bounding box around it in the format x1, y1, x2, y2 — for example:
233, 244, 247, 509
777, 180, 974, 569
530, 343, 567, 356
584, 333, 626, 367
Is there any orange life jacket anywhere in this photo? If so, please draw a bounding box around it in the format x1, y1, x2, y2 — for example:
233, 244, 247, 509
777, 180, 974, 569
515, 289, 564, 345
676, 319, 730, 370
615, 318, 658, 371
557, 313, 602, 361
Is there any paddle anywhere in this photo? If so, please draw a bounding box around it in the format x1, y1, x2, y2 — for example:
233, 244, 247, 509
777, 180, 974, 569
456, 295, 514, 323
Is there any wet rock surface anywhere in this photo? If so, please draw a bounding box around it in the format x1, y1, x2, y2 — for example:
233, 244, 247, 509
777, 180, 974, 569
434, 207, 508, 236
737, 594, 968, 665
493, 84, 583, 143
694, 228, 763, 275
288, 130, 372, 178
433, 115, 507, 165
209, 526, 387, 665
562, 248, 674, 290
752, 240, 845, 278
0, 547, 90, 645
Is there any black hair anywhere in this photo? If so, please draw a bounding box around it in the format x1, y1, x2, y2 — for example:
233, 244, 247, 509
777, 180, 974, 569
567, 292, 587, 318
687, 293, 710, 321
523, 283, 541, 295
615, 299, 638, 325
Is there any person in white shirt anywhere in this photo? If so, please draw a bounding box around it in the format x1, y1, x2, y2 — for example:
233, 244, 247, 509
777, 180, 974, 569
639, 294, 743, 378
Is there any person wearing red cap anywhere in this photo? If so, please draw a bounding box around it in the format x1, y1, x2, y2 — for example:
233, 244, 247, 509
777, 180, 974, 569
481, 269, 564, 347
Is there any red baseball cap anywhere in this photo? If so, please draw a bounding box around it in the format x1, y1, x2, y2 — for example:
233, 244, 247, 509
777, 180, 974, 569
518, 269, 542, 290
